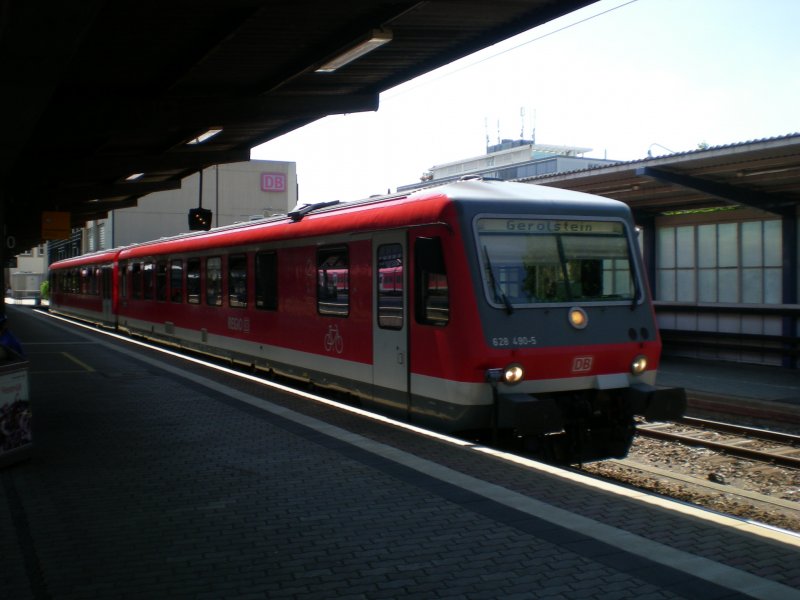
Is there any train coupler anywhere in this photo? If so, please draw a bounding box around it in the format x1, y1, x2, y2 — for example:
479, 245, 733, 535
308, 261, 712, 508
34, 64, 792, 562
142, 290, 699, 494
496, 393, 564, 435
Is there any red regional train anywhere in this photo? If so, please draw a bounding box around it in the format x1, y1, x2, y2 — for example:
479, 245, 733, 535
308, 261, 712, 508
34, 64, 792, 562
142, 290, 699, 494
49, 179, 685, 462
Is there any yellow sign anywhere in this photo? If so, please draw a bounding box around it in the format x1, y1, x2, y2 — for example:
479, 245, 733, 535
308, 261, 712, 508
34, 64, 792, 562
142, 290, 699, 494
41, 211, 71, 240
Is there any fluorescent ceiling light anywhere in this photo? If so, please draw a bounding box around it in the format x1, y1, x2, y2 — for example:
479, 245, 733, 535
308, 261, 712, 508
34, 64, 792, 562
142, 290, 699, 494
738, 166, 799, 177
125, 172, 144, 181
187, 127, 223, 145
316, 29, 392, 73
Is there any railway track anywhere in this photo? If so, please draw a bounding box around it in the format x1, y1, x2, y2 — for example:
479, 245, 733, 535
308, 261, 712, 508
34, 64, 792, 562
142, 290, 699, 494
582, 454, 800, 534
583, 417, 800, 533
636, 417, 800, 469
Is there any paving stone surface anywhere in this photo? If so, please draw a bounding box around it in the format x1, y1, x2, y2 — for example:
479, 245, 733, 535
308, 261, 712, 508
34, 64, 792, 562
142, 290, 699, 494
2, 307, 798, 599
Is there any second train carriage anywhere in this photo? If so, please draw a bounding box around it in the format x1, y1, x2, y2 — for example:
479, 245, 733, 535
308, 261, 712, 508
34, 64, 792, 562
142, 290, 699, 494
49, 180, 685, 462
48, 248, 120, 328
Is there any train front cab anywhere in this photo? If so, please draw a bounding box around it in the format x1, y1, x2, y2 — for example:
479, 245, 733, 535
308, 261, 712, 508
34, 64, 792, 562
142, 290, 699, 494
453, 190, 686, 463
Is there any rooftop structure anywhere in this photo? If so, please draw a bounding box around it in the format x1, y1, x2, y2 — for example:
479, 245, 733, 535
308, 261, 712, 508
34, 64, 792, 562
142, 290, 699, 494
398, 139, 616, 192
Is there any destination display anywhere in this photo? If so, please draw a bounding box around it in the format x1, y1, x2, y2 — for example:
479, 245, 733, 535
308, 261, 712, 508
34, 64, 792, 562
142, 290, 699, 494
477, 218, 624, 235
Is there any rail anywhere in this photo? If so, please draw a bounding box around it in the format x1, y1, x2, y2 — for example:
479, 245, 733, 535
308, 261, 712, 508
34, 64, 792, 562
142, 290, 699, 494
636, 420, 800, 469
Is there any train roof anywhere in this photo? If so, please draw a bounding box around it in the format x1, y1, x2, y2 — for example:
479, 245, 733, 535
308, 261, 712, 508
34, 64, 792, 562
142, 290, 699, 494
434, 178, 630, 212
48, 248, 123, 269
99, 180, 631, 260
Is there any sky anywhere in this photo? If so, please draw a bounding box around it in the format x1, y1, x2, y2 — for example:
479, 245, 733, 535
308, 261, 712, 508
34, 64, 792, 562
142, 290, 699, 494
250, 0, 800, 203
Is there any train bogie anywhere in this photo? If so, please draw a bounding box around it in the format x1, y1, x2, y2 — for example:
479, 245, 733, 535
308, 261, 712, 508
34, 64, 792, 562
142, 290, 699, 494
48, 180, 685, 463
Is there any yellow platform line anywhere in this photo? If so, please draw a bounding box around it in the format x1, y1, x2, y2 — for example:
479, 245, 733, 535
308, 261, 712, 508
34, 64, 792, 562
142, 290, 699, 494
61, 352, 95, 372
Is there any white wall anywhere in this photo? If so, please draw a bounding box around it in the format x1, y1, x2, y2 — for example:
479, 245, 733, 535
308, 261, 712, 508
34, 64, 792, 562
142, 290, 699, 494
110, 160, 297, 247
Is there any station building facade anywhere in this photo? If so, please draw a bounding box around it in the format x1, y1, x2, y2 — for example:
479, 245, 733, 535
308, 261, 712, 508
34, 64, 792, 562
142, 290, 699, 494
5, 160, 297, 302
519, 135, 800, 369
47, 159, 297, 262
397, 139, 618, 193
651, 208, 790, 365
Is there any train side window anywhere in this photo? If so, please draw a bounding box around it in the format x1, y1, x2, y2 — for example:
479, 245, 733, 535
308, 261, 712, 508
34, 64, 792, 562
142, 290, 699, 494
170, 260, 183, 302
131, 262, 142, 300
88, 268, 94, 295
187, 258, 201, 304
206, 256, 222, 306
143, 261, 155, 300
228, 254, 248, 308
255, 251, 278, 310
377, 243, 403, 330
101, 266, 112, 300
80, 268, 90, 295
317, 246, 349, 317
414, 237, 449, 326
156, 260, 168, 301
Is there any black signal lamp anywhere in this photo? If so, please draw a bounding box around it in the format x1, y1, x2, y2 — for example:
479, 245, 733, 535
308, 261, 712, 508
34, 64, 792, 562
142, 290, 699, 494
188, 208, 212, 231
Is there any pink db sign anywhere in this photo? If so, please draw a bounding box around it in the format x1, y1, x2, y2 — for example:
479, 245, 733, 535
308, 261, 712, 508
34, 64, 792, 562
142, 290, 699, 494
261, 172, 286, 192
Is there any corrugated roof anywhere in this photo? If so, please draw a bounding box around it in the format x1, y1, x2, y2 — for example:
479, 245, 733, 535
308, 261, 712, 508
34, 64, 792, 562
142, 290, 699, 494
518, 133, 800, 216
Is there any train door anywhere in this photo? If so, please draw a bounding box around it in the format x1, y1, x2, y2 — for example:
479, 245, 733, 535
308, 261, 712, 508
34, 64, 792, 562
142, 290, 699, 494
100, 266, 113, 323
373, 232, 409, 412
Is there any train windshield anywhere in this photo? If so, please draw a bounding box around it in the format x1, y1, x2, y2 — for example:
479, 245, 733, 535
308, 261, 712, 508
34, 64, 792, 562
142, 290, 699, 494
476, 217, 636, 306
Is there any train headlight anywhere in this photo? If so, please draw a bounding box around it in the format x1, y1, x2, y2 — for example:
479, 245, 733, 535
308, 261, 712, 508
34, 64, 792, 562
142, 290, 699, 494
503, 363, 525, 385
568, 307, 588, 329
630, 355, 648, 375
485, 363, 525, 385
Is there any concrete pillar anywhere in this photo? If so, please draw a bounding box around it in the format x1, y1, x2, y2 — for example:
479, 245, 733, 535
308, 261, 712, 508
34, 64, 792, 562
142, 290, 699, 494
781, 210, 798, 368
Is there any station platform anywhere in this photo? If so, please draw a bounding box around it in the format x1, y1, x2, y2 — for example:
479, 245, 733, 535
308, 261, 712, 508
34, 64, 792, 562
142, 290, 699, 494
658, 354, 800, 423
2, 305, 799, 599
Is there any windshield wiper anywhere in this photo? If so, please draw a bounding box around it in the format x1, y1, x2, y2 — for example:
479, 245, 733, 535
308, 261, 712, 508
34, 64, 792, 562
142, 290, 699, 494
630, 273, 641, 310
483, 245, 513, 315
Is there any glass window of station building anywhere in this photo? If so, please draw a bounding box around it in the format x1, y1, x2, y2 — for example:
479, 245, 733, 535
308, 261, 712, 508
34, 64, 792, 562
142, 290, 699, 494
656, 216, 782, 305
652, 207, 795, 367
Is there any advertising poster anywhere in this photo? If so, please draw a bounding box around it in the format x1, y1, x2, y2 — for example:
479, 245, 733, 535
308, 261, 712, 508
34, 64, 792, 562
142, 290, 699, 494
0, 361, 31, 467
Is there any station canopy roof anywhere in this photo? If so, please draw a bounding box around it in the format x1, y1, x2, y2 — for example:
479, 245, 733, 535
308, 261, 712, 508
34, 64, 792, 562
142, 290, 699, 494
522, 133, 800, 220
1, 0, 596, 251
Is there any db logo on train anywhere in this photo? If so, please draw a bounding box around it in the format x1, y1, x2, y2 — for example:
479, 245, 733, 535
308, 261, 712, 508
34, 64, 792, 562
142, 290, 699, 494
572, 356, 593, 373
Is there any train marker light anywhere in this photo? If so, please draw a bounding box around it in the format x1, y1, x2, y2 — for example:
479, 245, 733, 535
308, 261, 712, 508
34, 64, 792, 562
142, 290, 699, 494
631, 355, 648, 375
568, 307, 588, 329
485, 368, 503, 383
